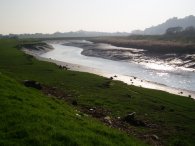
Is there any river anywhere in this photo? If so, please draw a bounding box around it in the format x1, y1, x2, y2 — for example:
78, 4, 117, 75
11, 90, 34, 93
39, 41, 195, 98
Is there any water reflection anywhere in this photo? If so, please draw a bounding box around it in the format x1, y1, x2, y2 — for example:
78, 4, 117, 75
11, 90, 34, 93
143, 62, 175, 71
41, 43, 195, 92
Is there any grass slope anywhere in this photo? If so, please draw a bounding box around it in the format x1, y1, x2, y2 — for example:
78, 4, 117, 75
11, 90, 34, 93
0, 72, 145, 146
0, 39, 195, 145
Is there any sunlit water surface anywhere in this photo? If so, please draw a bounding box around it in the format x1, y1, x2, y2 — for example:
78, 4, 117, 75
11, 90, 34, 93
41, 43, 195, 92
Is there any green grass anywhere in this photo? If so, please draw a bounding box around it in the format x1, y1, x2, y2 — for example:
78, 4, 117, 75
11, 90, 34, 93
0, 39, 195, 145
0, 70, 145, 146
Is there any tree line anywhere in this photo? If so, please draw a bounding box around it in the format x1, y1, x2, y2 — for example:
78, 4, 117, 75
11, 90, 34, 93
165, 26, 195, 36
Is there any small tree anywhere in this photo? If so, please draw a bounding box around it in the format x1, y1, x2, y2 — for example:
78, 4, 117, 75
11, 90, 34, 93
166, 26, 183, 35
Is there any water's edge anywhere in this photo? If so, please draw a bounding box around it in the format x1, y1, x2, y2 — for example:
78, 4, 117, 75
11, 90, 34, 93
23, 43, 195, 99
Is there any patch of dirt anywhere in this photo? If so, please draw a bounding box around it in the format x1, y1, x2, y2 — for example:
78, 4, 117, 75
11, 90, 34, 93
80, 106, 163, 146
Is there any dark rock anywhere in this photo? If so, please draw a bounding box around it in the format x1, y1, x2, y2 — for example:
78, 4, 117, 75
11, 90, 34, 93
110, 77, 113, 80
160, 105, 165, 110
114, 75, 117, 77
126, 94, 132, 98
72, 100, 78, 106
23, 80, 42, 90
179, 92, 183, 94
135, 120, 146, 126
63, 66, 69, 70
169, 109, 174, 112
59, 65, 68, 70
123, 112, 136, 122
123, 112, 146, 126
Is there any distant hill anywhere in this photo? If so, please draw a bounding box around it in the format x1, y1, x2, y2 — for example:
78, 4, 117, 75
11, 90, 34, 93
131, 15, 195, 35
2, 30, 130, 39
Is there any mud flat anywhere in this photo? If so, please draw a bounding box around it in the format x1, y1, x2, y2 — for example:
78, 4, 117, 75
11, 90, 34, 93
23, 42, 195, 99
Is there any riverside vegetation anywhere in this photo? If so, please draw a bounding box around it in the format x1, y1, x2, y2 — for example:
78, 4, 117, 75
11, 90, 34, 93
0, 39, 195, 146
87, 35, 195, 70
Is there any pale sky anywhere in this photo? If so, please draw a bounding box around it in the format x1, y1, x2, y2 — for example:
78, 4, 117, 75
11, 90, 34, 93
0, 0, 195, 34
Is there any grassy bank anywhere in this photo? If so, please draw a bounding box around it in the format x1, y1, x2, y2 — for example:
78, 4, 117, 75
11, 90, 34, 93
0, 39, 195, 145
0, 72, 144, 146
88, 36, 195, 54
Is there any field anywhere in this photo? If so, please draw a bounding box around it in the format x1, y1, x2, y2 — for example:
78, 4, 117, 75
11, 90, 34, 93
0, 39, 195, 146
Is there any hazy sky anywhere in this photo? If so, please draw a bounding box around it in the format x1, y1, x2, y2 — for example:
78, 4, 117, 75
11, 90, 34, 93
0, 0, 195, 34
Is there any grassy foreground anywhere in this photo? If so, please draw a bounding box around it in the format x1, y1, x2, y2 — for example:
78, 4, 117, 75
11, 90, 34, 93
0, 39, 195, 146
0, 72, 145, 146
